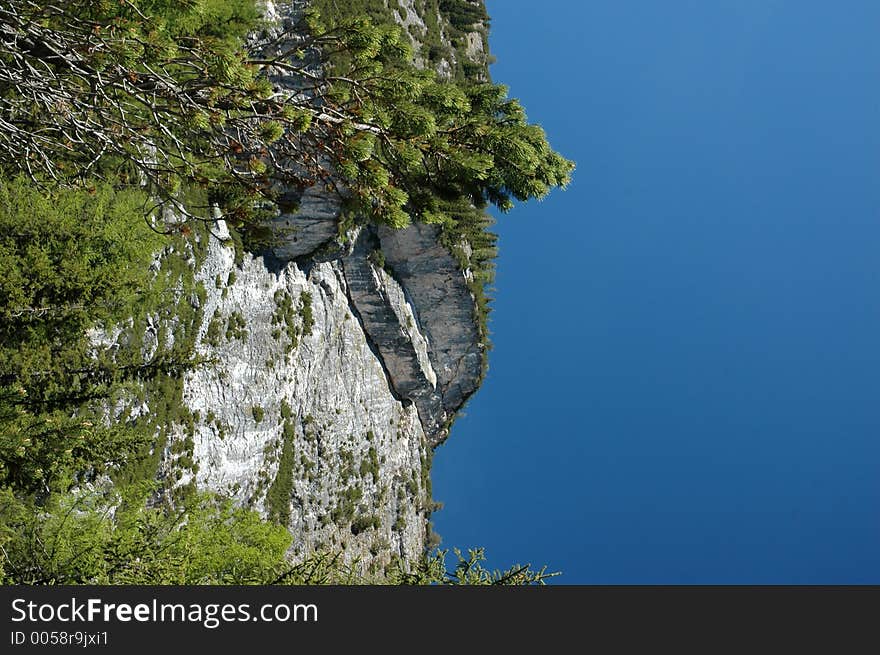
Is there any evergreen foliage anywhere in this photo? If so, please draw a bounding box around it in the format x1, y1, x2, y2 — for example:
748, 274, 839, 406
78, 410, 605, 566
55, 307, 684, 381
265, 420, 297, 525
0, 0, 272, 227
0, 486, 292, 585
0, 481, 556, 584
314, 0, 490, 80
302, 7, 573, 231
0, 0, 571, 234
438, 0, 488, 31
0, 178, 163, 493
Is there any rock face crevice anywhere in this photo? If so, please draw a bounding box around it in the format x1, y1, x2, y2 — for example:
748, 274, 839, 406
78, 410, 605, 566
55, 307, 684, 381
336, 224, 484, 445
341, 228, 446, 439
378, 223, 484, 434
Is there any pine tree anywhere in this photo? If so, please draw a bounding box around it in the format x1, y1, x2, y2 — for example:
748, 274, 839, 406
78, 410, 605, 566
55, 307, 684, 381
0, 2, 573, 232
0, 178, 162, 493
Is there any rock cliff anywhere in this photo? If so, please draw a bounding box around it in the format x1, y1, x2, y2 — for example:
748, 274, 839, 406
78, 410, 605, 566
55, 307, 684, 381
145, 0, 490, 570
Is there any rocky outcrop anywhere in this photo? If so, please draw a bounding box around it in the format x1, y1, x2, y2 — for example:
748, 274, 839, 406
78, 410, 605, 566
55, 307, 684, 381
178, 204, 481, 567
268, 183, 347, 261
181, 223, 432, 569
145, 0, 488, 568
341, 228, 447, 439
379, 223, 483, 432
338, 224, 483, 445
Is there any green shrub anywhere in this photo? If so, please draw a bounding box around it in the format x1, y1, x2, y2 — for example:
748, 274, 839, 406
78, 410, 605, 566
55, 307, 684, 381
0, 487, 292, 585
299, 292, 314, 336
225, 311, 247, 340
351, 515, 381, 535
265, 420, 297, 525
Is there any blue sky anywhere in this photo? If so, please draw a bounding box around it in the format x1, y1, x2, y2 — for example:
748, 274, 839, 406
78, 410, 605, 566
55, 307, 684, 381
431, 0, 880, 583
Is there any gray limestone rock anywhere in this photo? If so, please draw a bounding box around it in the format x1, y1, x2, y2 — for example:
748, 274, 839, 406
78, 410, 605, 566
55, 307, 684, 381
342, 229, 447, 438
379, 223, 483, 442
108, 0, 490, 571
181, 228, 432, 569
